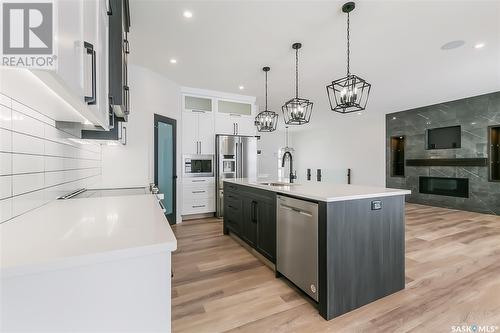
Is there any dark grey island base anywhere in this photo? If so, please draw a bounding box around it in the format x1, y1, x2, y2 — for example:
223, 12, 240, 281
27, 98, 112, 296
222, 180, 408, 321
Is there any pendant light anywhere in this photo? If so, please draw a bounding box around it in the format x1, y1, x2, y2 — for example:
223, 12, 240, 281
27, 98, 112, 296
282, 43, 313, 125
326, 2, 371, 114
255, 67, 278, 132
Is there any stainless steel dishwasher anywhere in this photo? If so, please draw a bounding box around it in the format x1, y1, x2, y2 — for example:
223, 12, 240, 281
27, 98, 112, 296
277, 195, 319, 301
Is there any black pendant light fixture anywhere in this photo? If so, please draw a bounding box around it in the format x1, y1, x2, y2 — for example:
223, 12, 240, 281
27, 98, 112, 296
255, 66, 278, 132
326, 2, 371, 114
282, 43, 313, 125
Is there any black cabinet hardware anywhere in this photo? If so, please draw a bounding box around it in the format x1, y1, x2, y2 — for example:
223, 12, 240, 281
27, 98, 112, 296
84, 41, 96, 105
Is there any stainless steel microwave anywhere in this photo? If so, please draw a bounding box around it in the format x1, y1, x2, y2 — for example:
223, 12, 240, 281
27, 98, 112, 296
183, 154, 214, 177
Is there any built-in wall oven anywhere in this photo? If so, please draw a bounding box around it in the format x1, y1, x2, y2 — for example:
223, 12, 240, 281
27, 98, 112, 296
183, 154, 214, 177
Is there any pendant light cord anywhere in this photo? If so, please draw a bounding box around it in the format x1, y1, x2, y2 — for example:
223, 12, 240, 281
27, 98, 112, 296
265, 70, 268, 111
295, 47, 299, 98
346, 12, 350, 76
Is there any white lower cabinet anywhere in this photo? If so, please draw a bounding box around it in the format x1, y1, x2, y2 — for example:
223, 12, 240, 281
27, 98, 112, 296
182, 178, 215, 215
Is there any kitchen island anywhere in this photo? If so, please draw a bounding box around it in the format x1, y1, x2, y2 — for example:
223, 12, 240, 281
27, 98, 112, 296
1, 194, 177, 332
223, 179, 410, 320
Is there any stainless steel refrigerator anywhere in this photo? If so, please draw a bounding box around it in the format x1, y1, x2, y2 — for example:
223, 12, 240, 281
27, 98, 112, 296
216, 135, 257, 218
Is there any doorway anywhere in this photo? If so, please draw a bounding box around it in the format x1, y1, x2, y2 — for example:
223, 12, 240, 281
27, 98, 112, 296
154, 114, 177, 224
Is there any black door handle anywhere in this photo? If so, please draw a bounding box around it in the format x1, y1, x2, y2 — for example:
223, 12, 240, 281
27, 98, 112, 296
251, 201, 257, 223
84, 41, 96, 105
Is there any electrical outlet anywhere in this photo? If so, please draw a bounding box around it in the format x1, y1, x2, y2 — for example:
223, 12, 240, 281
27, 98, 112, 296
371, 200, 382, 210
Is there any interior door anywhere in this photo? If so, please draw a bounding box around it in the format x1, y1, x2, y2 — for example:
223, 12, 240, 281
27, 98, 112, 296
154, 114, 177, 224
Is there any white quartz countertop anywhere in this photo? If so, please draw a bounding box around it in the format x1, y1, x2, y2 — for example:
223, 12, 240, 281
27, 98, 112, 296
0, 194, 177, 277
225, 179, 411, 202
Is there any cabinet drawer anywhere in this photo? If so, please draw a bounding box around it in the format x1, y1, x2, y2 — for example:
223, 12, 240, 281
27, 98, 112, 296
225, 195, 242, 211
183, 185, 215, 200
182, 198, 215, 215
183, 177, 215, 185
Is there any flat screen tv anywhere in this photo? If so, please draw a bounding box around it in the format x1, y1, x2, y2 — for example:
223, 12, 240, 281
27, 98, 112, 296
426, 125, 461, 150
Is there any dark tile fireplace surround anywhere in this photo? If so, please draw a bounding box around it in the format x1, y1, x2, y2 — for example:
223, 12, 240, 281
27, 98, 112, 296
386, 91, 500, 215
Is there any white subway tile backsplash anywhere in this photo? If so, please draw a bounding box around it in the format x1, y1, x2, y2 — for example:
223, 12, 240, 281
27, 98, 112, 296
44, 156, 65, 171
12, 110, 45, 137
0, 93, 102, 223
12, 132, 44, 155
12, 153, 44, 174
11, 100, 53, 125
0, 93, 11, 108
12, 189, 48, 217
0, 104, 12, 130
0, 152, 12, 175
0, 198, 13, 222
0, 128, 12, 152
0, 176, 12, 199
12, 173, 45, 196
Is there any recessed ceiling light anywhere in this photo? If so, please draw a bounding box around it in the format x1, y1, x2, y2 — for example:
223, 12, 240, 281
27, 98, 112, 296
357, 112, 362, 115
238, 85, 244, 90
169, 58, 177, 64
474, 42, 485, 49
183, 10, 193, 18
392, 116, 397, 120
441, 40, 465, 50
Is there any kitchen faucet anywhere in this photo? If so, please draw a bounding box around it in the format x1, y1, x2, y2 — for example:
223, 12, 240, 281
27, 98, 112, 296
281, 151, 297, 183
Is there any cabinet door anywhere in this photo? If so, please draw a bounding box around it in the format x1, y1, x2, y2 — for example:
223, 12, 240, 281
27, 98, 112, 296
182, 112, 199, 154
96, 0, 110, 127
184, 95, 213, 113
215, 114, 236, 136
198, 112, 215, 154
218, 100, 253, 116
242, 196, 258, 246
53, 0, 84, 99
236, 117, 256, 136
256, 201, 276, 262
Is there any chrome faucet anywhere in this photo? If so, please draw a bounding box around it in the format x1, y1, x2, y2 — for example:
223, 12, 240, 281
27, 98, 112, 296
281, 151, 297, 183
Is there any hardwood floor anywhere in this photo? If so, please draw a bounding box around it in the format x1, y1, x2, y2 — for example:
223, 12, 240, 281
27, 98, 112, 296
171, 204, 500, 333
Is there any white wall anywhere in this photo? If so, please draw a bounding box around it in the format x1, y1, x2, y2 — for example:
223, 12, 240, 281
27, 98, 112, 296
99, 65, 182, 222
292, 112, 386, 187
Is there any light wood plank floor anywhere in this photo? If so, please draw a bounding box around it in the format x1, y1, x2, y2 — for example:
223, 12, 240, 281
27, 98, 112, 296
171, 204, 500, 333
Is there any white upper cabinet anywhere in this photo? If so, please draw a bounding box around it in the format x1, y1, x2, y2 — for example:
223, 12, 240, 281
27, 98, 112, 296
52, 0, 84, 100
182, 104, 215, 155
198, 112, 215, 154
235, 116, 256, 136
83, 0, 110, 128
182, 111, 199, 155
29, 0, 110, 128
217, 99, 253, 116
184, 95, 213, 113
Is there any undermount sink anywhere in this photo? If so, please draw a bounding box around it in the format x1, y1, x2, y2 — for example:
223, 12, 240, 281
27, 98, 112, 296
259, 182, 296, 187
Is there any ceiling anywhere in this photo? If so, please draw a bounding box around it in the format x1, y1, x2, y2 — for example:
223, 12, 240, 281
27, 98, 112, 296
129, 0, 500, 128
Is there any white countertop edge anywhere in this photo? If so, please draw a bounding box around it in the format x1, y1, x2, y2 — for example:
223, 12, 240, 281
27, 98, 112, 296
1, 241, 177, 279
224, 179, 411, 202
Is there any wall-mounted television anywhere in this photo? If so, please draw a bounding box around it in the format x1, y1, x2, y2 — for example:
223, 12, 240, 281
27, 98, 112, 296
426, 125, 461, 150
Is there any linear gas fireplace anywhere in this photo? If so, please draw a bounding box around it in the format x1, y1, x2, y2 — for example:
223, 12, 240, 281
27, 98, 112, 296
419, 176, 469, 198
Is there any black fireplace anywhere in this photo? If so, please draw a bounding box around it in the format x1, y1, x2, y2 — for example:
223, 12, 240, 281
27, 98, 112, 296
419, 176, 469, 198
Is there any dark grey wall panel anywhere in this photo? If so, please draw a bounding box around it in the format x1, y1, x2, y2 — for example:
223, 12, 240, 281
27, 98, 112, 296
386, 91, 500, 215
